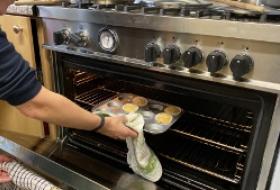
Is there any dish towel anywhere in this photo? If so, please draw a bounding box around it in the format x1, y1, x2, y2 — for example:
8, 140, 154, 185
0, 161, 62, 190
125, 113, 163, 182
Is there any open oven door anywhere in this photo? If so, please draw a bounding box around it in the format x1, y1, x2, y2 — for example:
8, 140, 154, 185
0, 134, 162, 190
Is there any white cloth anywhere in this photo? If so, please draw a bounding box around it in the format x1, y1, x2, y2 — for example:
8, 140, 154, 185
0, 161, 61, 190
125, 113, 163, 182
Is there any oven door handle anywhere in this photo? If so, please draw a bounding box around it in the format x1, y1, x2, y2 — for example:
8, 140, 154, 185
0, 136, 109, 190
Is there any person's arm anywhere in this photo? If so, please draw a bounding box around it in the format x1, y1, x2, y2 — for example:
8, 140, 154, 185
0, 30, 137, 140
16, 87, 137, 140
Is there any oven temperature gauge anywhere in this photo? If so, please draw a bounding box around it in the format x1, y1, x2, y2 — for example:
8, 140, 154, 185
98, 28, 119, 53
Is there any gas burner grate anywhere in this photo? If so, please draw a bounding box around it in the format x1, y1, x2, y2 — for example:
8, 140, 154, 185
212, 7, 280, 23
90, 4, 116, 10
160, 8, 181, 16
143, 7, 161, 14
86, 2, 280, 23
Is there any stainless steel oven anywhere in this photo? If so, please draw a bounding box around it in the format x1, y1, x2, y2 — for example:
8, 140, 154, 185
46, 51, 277, 190
1, 3, 280, 190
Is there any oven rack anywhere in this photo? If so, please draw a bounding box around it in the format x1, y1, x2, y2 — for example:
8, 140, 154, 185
70, 130, 244, 185
188, 111, 253, 132
150, 133, 245, 185
170, 129, 247, 154
74, 88, 117, 107
74, 75, 97, 86
73, 71, 97, 86
160, 154, 241, 184
171, 112, 251, 154
75, 87, 252, 155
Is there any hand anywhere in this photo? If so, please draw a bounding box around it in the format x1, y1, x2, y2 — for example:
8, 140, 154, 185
0, 155, 12, 183
97, 116, 138, 140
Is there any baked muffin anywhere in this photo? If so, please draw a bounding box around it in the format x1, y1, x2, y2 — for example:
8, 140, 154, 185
164, 106, 182, 116
122, 103, 139, 113
155, 113, 173, 125
132, 96, 148, 107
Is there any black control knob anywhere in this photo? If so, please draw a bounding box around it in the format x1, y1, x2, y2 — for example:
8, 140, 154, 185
163, 45, 181, 65
144, 43, 161, 63
182, 47, 203, 68
53, 29, 70, 45
206, 51, 228, 73
70, 32, 89, 47
230, 54, 254, 80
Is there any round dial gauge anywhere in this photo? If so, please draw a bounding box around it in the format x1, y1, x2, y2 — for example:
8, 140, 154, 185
98, 28, 119, 53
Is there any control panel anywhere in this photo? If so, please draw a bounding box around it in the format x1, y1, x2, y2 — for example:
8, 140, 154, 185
49, 22, 274, 84
143, 41, 254, 81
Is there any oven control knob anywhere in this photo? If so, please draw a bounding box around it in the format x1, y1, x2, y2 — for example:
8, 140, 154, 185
53, 29, 70, 45
182, 47, 203, 68
70, 31, 89, 47
144, 43, 161, 63
206, 51, 228, 73
230, 54, 254, 80
163, 45, 181, 65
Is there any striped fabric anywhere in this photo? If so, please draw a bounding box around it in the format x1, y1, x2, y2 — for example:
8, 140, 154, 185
0, 161, 62, 190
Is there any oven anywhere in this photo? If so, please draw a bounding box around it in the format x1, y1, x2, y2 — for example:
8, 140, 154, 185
47, 51, 277, 190
1, 4, 280, 190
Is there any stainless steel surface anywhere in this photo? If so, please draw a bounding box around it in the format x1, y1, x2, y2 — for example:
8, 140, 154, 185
93, 0, 134, 5
262, 0, 280, 8
43, 44, 280, 94
50, 143, 163, 190
0, 136, 109, 190
257, 97, 280, 190
43, 43, 280, 190
38, 5, 280, 190
38, 8, 280, 85
270, 145, 280, 190
153, 0, 212, 8
37, 6, 280, 43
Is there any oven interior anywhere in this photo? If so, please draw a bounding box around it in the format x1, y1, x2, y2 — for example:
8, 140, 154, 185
51, 54, 276, 190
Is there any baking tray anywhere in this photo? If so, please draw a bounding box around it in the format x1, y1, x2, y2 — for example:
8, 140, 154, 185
92, 93, 184, 134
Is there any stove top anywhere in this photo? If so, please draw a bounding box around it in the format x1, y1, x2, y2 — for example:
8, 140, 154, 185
65, 1, 280, 23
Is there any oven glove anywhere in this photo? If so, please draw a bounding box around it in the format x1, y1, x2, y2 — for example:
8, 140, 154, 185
0, 161, 62, 190
125, 113, 163, 182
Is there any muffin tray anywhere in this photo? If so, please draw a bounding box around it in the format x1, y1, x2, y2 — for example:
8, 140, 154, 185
92, 93, 184, 134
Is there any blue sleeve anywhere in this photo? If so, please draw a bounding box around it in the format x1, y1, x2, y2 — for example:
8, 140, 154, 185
0, 30, 42, 106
